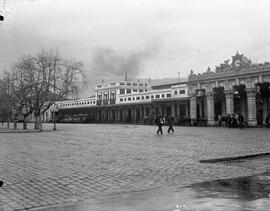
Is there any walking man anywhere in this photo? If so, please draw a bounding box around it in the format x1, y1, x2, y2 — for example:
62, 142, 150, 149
167, 113, 175, 133
155, 113, 164, 135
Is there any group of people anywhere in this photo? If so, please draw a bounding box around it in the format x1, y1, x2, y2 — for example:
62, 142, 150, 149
218, 113, 245, 128
155, 113, 175, 135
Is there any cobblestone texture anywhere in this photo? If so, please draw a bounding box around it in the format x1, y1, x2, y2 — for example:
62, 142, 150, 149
0, 124, 270, 210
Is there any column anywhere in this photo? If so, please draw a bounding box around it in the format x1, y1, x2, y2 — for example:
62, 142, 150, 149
206, 92, 215, 125
225, 91, 234, 114
189, 95, 197, 121
221, 98, 226, 115
171, 102, 176, 117
175, 102, 179, 117
246, 88, 257, 126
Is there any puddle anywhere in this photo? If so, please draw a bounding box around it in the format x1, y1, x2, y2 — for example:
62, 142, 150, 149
37, 172, 270, 211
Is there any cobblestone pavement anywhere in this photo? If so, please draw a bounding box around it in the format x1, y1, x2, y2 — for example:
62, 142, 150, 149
0, 124, 270, 210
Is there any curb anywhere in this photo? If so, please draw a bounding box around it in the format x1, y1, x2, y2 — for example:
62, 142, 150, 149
199, 152, 270, 163
0, 129, 56, 133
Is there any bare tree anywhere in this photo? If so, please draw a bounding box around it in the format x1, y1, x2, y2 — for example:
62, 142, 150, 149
11, 50, 84, 130
2, 49, 84, 131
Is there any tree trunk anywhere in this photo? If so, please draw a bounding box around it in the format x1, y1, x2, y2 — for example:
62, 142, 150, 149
23, 116, 27, 130
34, 115, 39, 130
39, 113, 43, 132
13, 119, 17, 130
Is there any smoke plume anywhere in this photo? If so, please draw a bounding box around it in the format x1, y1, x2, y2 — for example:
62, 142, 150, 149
83, 42, 160, 96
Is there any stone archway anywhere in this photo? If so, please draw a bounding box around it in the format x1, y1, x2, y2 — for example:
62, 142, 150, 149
213, 87, 225, 120
233, 85, 247, 121
256, 83, 270, 125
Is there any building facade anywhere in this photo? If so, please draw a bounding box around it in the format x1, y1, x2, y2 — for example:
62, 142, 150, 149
48, 52, 270, 126
188, 52, 270, 126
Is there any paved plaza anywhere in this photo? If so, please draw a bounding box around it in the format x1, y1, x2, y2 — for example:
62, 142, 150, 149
0, 124, 270, 210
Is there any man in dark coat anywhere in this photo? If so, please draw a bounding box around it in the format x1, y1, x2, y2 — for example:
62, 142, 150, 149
167, 113, 175, 133
155, 113, 164, 135
238, 113, 244, 129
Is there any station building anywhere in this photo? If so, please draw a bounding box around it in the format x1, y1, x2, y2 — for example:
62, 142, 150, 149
47, 52, 270, 126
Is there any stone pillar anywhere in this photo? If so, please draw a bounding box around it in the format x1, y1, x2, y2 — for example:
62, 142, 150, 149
189, 95, 197, 122
171, 102, 176, 117
246, 88, 257, 126
225, 91, 234, 115
175, 102, 179, 117
221, 98, 226, 115
206, 92, 215, 125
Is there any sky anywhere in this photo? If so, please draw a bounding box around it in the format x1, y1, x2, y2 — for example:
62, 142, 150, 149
1, 0, 270, 94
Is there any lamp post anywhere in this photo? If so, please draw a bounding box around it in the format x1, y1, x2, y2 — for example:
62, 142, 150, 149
6, 73, 9, 129
52, 104, 58, 131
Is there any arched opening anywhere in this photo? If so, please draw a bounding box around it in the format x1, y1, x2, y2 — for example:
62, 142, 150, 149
256, 83, 270, 125
233, 85, 247, 121
213, 87, 225, 120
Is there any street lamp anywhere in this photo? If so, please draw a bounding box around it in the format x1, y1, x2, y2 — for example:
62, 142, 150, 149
52, 104, 58, 131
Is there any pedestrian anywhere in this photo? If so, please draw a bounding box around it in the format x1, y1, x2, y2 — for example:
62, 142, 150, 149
266, 113, 270, 128
226, 114, 231, 128
155, 113, 164, 135
167, 113, 175, 133
238, 113, 244, 129
217, 114, 222, 127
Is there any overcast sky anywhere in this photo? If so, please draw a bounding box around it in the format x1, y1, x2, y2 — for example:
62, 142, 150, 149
1, 0, 270, 87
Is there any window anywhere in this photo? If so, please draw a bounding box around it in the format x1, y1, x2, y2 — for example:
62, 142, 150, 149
179, 89, 186, 94
139, 89, 143, 92
128, 97, 131, 101
120, 82, 125, 85
174, 90, 178, 95
139, 84, 143, 86
133, 97, 135, 100
120, 89, 125, 94
133, 89, 137, 92
156, 94, 160, 98
136, 96, 140, 100
93, 101, 95, 104
146, 96, 149, 99
126, 89, 131, 94
166, 93, 171, 97
97, 85, 102, 88
151, 95, 154, 99
132, 83, 137, 86
145, 84, 147, 86
162, 94, 164, 98
145, 89, 148, 92
142, 96, 144, 99
120, 98, 123, 102
124, 98, 126, 101
110, 83, 116, 86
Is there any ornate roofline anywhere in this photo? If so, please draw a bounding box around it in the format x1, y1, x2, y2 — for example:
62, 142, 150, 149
188, 52, 264, 82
